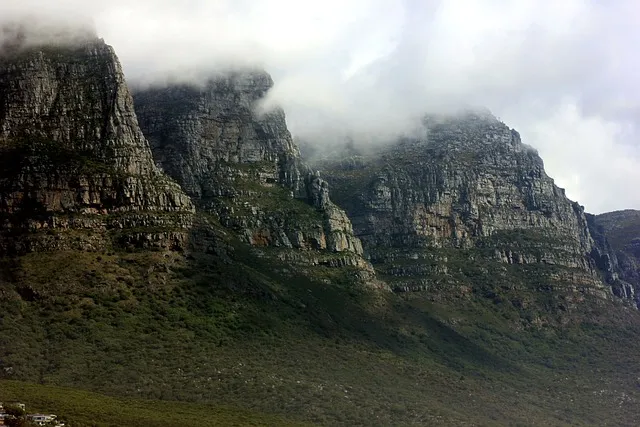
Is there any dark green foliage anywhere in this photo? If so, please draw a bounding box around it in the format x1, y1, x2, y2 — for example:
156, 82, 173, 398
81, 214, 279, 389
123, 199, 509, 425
0, 381, 306, 427
0, 137, 117, 180
2, 230, 640, 425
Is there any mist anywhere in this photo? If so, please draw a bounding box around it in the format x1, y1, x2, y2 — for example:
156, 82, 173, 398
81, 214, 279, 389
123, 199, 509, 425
0, 0, 639, 214
0, 4, 96, 50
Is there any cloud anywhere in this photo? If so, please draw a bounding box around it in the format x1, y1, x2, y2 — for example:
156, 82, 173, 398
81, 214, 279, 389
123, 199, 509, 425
0, 3, 95, 50
0, 0, 639, 213
517, 102, 640, 214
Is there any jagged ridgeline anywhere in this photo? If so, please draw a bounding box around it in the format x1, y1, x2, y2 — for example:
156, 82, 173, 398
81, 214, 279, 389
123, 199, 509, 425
133, 74, 371, 272
309, 111, 638, 308
2, 28, 640, 427
0, 37, 194, 253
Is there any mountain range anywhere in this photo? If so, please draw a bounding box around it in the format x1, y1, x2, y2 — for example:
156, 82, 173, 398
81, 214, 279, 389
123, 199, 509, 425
1, 32, 640, 426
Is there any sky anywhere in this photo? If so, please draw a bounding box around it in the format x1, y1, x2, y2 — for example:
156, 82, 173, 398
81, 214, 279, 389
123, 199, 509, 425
1, 0, 639, 214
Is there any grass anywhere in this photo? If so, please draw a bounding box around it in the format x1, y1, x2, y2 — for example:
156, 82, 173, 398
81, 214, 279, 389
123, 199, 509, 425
229, 177, 323, 225
0, 380, 307, 427
2, 233, 640, 425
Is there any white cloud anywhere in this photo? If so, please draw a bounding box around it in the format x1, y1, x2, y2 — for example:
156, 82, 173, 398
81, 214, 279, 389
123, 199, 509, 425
1, 0, 639, 213
515, 102, 640, 213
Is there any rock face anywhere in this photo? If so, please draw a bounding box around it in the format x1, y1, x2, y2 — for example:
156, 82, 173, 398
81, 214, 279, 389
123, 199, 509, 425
311, 110, 613, 300
0, 37, 194, 254
590, 210, 640, 303
133, 72, 305, 200
133, 74, 364, 256
1, 26, 633, 306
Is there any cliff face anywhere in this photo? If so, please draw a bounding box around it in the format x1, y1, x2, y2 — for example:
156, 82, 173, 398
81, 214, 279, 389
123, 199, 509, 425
310, 111, 613, 302
133, 75, 364, 259
133, 72, 304, 199
0, 39, 194, 254
590, 210, 640, 303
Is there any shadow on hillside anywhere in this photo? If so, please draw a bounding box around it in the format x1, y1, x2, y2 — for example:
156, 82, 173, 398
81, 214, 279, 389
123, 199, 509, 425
182, 225, 520, 377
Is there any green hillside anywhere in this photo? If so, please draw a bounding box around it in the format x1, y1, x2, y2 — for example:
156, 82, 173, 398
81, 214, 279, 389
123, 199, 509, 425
0, 380, 307, 427
2, 219, 640, 425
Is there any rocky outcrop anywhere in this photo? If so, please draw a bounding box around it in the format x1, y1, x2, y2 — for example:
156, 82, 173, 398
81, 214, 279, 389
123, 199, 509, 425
311, 110, 613, 300
133, 74, 363, 256
0, 36, 194, 254
307, 173, 330, 210
133, 71, 305, 199
590, 210, 640, 303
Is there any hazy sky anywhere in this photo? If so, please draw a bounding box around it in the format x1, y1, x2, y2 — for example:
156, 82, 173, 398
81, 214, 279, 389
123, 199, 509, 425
2, 0, 639, 214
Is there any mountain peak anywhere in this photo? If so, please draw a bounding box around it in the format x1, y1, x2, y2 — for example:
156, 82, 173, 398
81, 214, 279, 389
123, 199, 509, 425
0, 35, 193, 254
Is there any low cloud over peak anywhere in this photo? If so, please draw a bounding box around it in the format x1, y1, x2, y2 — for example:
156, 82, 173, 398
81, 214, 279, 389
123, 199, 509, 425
0, 7, 96, 52
1, 0, 639, 214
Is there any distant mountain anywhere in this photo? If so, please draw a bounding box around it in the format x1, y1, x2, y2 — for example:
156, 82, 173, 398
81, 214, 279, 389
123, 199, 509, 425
591, 210, 640, 302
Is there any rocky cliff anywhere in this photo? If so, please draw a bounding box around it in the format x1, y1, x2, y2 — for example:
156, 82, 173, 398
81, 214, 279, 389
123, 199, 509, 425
0, 31, 626, 305
133, 75, 365, 260
0, 36, 194, 254
309, 111, 615, 305
590, 210, 640, 302
3, 28, 640, 427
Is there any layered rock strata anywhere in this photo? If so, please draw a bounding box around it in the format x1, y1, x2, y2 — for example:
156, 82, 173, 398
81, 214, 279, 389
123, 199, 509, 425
134, 74, 363, 256
311, 111, 613, 300
0, 36, 194, 254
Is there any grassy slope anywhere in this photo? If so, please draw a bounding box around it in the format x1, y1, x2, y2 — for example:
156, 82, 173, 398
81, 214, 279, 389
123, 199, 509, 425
2, 224, 640, 426
0, 380, 307, 427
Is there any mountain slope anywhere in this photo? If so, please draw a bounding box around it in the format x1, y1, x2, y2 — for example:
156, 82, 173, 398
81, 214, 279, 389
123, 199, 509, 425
307, 111, 626, 317
591, 210, 640, 302
3, 241, 640, 426
133, 75, 371, 275
0, 380, 307, 427
1, 32, 640, 426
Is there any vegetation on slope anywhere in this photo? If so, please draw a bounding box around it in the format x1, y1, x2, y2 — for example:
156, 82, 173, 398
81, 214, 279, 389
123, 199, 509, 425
594, 210, 640, 253
0, 380, 307, 427
2, 219, 640, 425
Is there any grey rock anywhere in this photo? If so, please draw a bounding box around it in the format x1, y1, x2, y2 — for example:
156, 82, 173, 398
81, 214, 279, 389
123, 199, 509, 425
590, 210, 640, 306
307, 173, 330, 210
133, 72, 365, 256
134, 71, 305, 200
312, 110, 616, 300
0, 38, 194, 254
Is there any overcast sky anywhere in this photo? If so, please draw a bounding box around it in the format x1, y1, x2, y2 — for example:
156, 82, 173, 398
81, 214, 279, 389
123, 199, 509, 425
2, 0, 639, 214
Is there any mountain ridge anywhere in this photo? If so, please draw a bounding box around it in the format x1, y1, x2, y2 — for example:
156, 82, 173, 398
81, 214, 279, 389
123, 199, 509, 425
305, 111, 631, 306
0, 38, 194, 256
1, 34, 640, 426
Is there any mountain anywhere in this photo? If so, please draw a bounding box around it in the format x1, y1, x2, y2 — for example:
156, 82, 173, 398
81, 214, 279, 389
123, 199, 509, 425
1, 31, 640, 426
0, 36, 194, 255
590, 210, 640, 301
132, 73, 367, 264
307, 111, 630, 313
